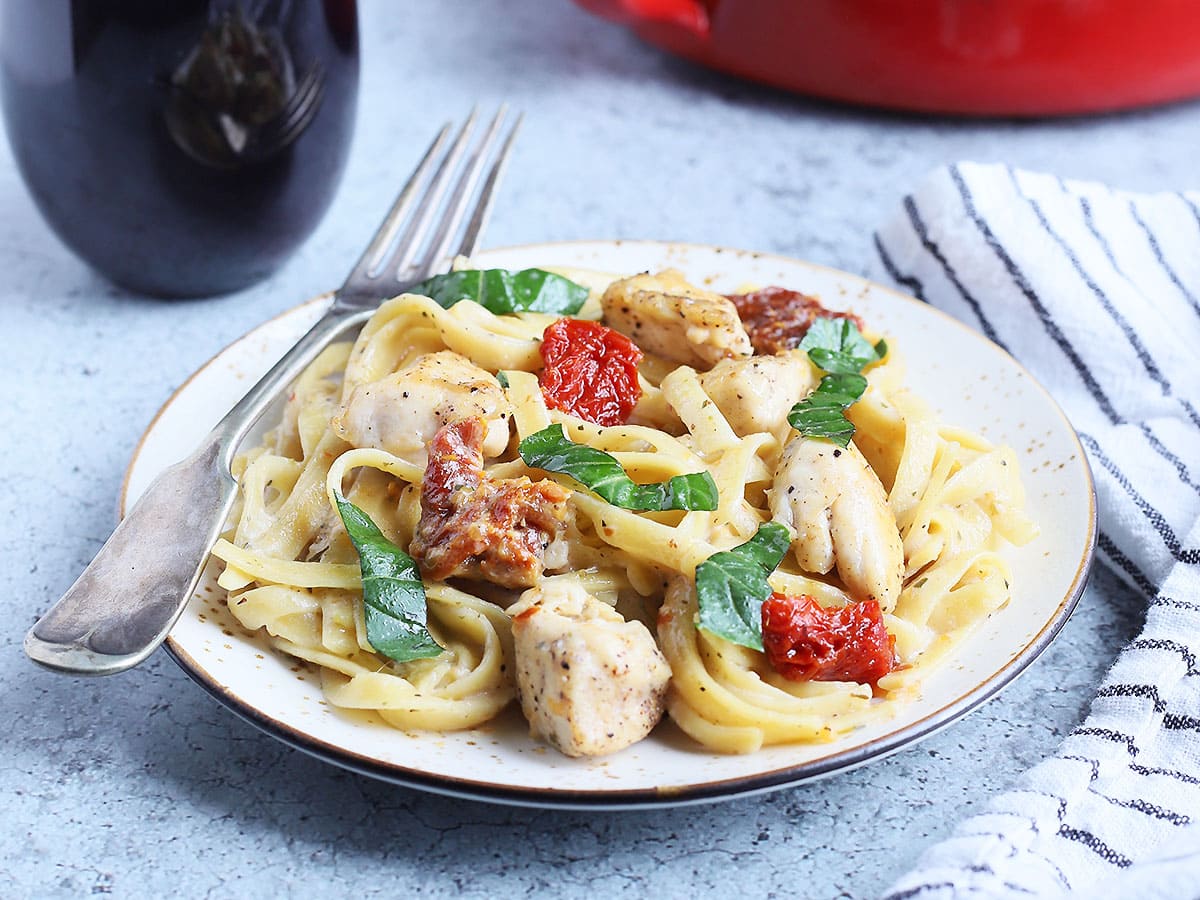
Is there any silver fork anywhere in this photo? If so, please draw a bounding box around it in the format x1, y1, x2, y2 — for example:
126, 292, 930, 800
25, 107, 523, 677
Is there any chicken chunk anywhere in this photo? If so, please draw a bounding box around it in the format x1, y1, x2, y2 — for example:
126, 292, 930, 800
697, 352, 816, 437
509, 578, 671, 757
410, 418, 569, 588
768, 436, 904, 611
332, 350, 511, 465
601, 269, 752, 369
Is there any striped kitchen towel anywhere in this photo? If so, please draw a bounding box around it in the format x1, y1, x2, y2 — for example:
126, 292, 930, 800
873, 163, 1200, 900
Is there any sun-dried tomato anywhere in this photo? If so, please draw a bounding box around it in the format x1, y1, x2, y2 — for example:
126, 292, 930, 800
760, 592, 896, 685
419, 414, 485, 508
539, 318, 643, 427
411, 418, 569, 588
728, 287, 865, 356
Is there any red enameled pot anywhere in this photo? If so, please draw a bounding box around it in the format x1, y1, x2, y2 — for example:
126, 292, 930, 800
573, 0, 1200, 116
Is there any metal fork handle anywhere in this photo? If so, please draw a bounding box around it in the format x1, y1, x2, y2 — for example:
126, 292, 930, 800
24, 301, 369, 675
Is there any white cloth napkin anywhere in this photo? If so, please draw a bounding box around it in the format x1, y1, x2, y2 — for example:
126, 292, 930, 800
872, 163, 1200, 900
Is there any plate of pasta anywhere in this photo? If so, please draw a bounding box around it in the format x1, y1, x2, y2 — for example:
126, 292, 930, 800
124, 240, 1095, 808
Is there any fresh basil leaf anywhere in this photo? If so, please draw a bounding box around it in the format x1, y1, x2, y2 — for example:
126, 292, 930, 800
787, 317, 882, 446
495, 370, 510, 389
518, 424, 718, 512
695, 522, 792, 650
786, 373, 868, 448
410, 268, 589, 316
333, 491, 443, 663
799, 317, 885, 375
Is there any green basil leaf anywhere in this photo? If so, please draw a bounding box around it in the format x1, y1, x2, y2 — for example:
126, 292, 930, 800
518, 424, 718, 512
695, 522, 792, 650
787, 317, 882, 446
410, 268, 589, 316
333, 491, 443, 663
799, 317, 885, 375
786, 373, 868, 448
495, 370, 510, 389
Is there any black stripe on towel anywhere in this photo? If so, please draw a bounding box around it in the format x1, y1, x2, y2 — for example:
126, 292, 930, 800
1126, 638, 1200, 676
902, 195, 1007, 348
1095, 683, 1167, 714
888, 868, 1036, 900
987, 809, 1047, 837
873, 233, 928, 301
1059, 755, 1192, 825
1151, 595, 1200, 615
1078, 432, 1200, 564
1061, 754, 1101, 782
1069, 189, 1200, 434
1055, 826, 1132, 867
1164, 713, 1200, 733
964, 814, 1074, 889
949, 165, 1119, 423
1099, 795, 1192, 827
881, 881, 969, 900
1130, 764, 1200, 788
882, 874, 1038, 898
1176, 192, 1200, 246
1128, 198, 1200, 319
1011, 789, 1069, 823
1133, 425, 1200, 499
1071, 727, 1140, 757
1001, 882, 1035, 896
1097, 532, 1159, 596
1015, 174, 1172, 396
1174, 192, 1200, 312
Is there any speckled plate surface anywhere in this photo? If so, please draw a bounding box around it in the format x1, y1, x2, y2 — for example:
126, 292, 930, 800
122, 241, 1096, 809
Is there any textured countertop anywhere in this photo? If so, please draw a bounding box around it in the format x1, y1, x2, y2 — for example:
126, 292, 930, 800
5, 2, 1198, 897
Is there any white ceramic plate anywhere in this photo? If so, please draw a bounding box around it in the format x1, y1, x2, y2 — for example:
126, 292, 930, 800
123, 241, 1095, 809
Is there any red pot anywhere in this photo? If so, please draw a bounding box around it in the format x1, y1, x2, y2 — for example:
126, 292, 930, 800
573, 0, 1200, 116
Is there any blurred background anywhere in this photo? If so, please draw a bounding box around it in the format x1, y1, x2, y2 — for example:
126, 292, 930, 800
5, 1, 1199, 897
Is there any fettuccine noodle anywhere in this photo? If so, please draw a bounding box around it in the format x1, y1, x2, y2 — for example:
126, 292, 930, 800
213, 266, 1036, 755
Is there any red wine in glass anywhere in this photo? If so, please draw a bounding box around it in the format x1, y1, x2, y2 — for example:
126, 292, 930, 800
1, 0, 359, 297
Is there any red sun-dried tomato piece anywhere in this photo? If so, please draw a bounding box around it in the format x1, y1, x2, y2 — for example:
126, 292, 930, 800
728, 286, 865, 356
410, 417, 569, 589
539, 318, 643, 427
761, 592, 896, 685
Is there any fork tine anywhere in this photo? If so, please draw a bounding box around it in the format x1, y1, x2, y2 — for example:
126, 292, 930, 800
415, 106, 515, 276
342, 122, 454, 285
452, 111, 522, 261
336, 108, 521, 304
384, 107, 482, 277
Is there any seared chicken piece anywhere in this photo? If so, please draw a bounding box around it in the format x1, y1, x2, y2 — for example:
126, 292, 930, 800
768, 436, 904, 611
411, 418, 569, 589
601, 269, 752, 369
510, 579, 671, 757
332, 350, 511, 465
698, 352, 816, 437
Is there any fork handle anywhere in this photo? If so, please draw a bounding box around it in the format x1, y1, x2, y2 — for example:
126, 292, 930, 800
25, 300, 371, 676
24, 435, 236, 675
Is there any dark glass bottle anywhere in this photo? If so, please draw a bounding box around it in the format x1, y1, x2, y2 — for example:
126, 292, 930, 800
1, 0, 359, 297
